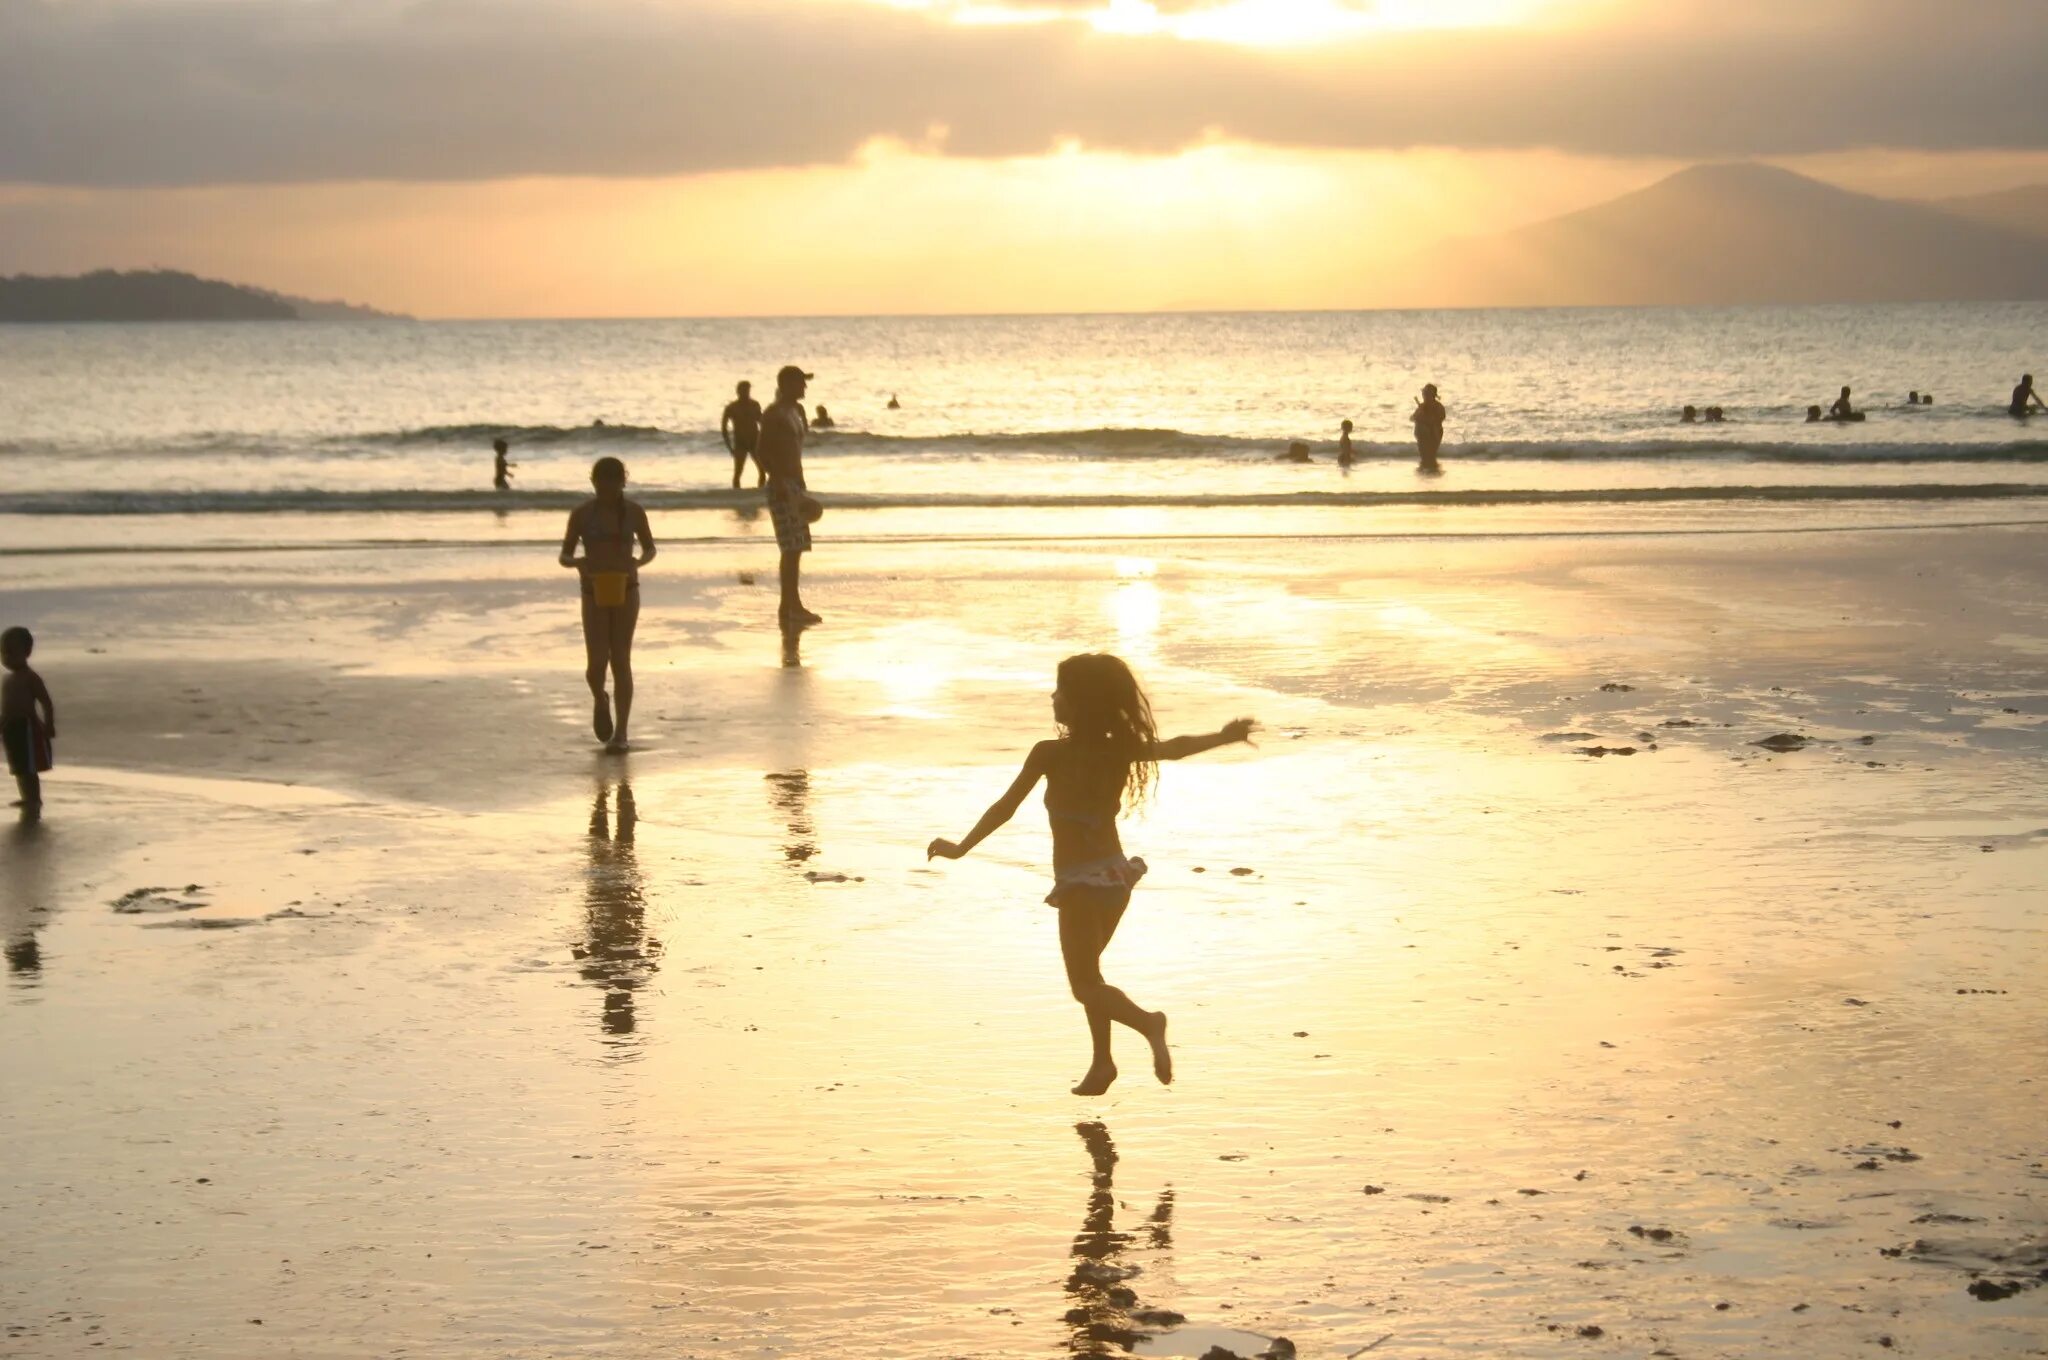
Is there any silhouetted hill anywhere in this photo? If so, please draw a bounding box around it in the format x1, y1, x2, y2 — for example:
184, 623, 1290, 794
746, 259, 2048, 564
1398, 164, 2048, 307
1928, 184, 2048, 241
0, 269, 405, 322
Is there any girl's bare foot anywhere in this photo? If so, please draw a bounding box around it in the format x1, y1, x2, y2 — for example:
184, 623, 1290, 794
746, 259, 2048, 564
1139, 1011, 1172, 1084
1071, 1062, 1118, 1097
593, 693, 614, 742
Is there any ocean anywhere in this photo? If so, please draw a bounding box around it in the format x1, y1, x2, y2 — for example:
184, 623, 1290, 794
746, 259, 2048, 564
3, 302, 2046, 548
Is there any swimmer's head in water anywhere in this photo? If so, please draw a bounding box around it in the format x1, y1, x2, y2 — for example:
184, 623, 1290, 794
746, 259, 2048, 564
590, 457, 627, 491
1053, 652, 1160, 808
1422, 383, 1438, 399
1, 626, 31, 669
1841, 386, 1851, 397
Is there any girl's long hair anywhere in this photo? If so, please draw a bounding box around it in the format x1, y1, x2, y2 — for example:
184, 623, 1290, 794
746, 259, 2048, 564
1056, 653, 1159, 808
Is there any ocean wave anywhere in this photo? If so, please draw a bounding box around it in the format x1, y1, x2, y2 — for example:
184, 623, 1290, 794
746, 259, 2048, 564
349, 420, 675, 446
6, 484, 2047, 516
341, 423, 2048, 463
9, 423, 2048, 465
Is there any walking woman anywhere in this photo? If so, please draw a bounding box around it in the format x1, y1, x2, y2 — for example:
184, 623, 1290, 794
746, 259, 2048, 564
560, 457, 655, 752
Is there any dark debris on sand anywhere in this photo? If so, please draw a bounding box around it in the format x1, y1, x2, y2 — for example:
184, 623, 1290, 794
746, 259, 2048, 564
110, 885, 208, 913
1628, 1225, 1685, 1245
1886, 1235, 2048, 1302
1197, 1339, 1296, 1360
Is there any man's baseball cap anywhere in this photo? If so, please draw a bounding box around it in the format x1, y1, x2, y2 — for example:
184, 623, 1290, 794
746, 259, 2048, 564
777, 365, 814, 386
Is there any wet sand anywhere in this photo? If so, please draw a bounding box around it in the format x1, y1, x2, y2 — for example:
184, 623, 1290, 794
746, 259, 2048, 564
3, 521, 2045, 1357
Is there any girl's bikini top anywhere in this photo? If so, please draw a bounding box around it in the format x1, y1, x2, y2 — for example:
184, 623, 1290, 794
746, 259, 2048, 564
581, 499, 638, 573
1043, 747, 1122, 832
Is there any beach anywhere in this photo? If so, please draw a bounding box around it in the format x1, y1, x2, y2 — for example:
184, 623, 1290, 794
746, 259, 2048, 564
4, 516, 2045, 1358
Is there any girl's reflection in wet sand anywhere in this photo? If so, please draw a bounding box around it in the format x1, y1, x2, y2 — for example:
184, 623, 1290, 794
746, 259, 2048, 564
1065, 1121, 1180, 1356
573, 777, 660, 1043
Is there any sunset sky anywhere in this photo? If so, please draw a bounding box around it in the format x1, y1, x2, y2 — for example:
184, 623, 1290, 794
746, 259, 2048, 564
2, 0, 2044, 316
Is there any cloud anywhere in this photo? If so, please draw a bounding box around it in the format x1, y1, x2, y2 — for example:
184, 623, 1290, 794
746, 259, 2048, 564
1, 0, 2042, 188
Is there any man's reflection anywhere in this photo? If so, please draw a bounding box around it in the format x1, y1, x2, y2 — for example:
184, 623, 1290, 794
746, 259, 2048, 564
3, 821, 49, 981
1064, 1121, 1179, 1356
780, 617, 804, 669
573, 778, 660, 1042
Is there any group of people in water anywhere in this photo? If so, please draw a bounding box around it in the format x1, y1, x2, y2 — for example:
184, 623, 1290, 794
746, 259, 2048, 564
1282, 382, 1447, 472
1718, 375, 2044, 424
719, 381, 872, 488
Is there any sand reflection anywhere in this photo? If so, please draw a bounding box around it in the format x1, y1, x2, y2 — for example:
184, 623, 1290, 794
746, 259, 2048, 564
1065, 1121, 1180, 1356
3, 821, 50, 982
764, 770, 816, 866
574, 777, 661, 1043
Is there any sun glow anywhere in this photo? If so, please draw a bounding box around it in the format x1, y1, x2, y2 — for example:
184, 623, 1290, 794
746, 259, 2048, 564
1098, 0, 1545, 45
868, 0, 1556, 45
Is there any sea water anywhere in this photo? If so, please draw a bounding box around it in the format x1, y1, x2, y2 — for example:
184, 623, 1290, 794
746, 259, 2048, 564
2, 302, 2044, 543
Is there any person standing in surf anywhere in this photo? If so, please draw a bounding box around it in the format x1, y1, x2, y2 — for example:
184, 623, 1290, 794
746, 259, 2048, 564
2011, 374, 2044, 418
559, 457, 655, 752
758, 365, 822, 627
1411, 383, 1446, 472
926, 653, 1256, 1095
722, 380, 765, 489
492, 438, 516, 491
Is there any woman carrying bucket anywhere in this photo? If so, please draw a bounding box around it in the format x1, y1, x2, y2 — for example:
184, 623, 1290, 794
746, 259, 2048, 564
560, 456, 656, 753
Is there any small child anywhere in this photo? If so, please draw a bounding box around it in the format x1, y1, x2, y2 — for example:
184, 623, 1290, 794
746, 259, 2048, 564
1338, 418, 1355, 468
2, 627, 56, 821
926, 652, 1255, 1095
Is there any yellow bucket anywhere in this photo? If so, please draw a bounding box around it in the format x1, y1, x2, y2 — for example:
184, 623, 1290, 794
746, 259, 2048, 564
591, 571, 631, 607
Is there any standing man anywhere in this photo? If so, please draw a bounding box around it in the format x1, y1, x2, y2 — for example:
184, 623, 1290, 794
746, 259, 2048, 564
758, 365, 821, 627
722, 381, 765, 490
492, 438, 516, 491
1411, 383, 1446, 473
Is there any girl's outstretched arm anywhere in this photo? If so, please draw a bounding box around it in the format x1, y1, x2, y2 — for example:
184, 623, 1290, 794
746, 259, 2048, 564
927, 740, 1053, 860
1150, 717, 1257, 761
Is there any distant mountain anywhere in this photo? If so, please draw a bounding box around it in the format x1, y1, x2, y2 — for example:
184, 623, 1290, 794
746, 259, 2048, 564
1928, 184, 2048, 241
1395, 164, 2048, 308
0, 269, 407, 322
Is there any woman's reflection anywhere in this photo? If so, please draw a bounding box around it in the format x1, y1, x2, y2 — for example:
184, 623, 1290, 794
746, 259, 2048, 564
573, 777, 660, 1042
1064, 1121, 1180, 1356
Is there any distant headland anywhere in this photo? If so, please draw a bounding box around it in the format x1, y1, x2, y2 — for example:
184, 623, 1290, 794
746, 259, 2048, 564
0, 269, 408, 323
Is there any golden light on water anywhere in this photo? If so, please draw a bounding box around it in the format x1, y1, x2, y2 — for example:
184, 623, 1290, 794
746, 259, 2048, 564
1108, 557, 1162, 660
